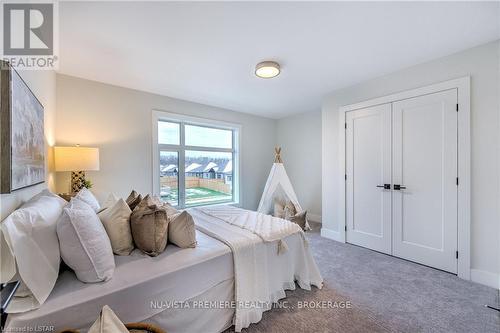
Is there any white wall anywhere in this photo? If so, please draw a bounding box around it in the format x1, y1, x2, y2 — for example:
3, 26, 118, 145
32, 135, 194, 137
0, 70, 57, 221
276, 111, 322, 222
55, 74, 276, 210
322, 40, 500, 286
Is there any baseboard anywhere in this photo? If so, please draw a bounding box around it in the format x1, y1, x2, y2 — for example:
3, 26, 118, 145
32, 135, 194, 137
308, 213, 322, 223
320, 227, 343, 242
470, 269, 499, 289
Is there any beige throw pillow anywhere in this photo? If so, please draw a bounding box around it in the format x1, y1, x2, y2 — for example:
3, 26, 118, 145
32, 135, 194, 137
273, 199, 285, 219
164, 204, 197, 248
284, 201, 297, 220
126, 190, 142, 211
130, 196, 169, 256
98, 199, 134, 256
289, 210, 308, 230
88, 305, 128, 333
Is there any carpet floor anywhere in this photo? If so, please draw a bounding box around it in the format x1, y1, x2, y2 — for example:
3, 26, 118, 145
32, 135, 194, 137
225, 222, 500, 333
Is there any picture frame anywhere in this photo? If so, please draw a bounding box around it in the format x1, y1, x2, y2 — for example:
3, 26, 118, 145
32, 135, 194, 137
0, 61, 45, 193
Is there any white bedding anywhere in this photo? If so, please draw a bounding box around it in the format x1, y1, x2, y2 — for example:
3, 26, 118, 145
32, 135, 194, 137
191, 206, 323, 332
5, 230, 233, 332
6, 207, 323, 333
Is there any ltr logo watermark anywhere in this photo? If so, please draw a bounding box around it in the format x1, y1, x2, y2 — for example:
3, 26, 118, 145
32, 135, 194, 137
2, 1, 58, 69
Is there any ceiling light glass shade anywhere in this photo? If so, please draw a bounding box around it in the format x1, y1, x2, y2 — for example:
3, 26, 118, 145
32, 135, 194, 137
255, 61, 280, 78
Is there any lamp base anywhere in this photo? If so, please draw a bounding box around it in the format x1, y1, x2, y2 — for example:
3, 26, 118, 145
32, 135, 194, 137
71, 171, 86, 192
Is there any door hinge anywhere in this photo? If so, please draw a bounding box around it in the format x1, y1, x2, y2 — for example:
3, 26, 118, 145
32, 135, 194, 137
456, 104, 459, 112
345, 122, 347, 129
345, 174, 347, 181
456, 177, 459, 186
456, 251, 459, 259
345, 225, 347, 232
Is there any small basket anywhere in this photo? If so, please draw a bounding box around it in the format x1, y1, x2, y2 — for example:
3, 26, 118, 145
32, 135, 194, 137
124, 322, 166, 333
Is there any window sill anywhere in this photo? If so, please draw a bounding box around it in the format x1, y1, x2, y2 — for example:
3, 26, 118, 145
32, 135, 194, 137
184, 200, 240, 210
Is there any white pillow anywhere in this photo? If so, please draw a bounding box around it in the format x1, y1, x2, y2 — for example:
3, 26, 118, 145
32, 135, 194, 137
0, 189, 66, 312
98, 199, 134, 255
57, 198, 115, 283
102, 193, 118, 209
74, 188, 101, 212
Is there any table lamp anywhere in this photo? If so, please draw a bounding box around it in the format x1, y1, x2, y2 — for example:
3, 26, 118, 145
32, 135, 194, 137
54, 146, 100, 193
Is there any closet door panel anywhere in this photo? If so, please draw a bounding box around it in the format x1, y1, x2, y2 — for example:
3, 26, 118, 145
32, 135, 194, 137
346, 104, 392, 254
392, 89, 458, 273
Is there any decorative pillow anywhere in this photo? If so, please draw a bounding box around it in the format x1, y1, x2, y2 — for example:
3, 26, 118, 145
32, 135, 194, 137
134, 194, 155, 211
130, 196, 169, 256
0, 189, 66, 312
163, 204, 197, 248
289, 211, 308, 230
284, 200, 297, 220
57, 198, 115, 283
97, 193, 119, 214
125, 190, 142, 211
273, 199, 285, 219
74, 188, 101, 212
88, 305, 128, 333
98, 199, 134, 255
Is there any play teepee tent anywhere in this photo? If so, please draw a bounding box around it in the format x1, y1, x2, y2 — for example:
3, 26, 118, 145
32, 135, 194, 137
257, 147, 311, 230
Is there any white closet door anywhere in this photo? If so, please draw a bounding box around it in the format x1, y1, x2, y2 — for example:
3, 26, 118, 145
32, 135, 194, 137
392, 89, 458, 273
346, 104, 392, 254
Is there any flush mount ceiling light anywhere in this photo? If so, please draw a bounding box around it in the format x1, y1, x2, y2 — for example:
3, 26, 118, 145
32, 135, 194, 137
255, 61, 280, 79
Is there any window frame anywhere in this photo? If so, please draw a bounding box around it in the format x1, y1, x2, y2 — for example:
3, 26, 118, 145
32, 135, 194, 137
152, 110, 241, 208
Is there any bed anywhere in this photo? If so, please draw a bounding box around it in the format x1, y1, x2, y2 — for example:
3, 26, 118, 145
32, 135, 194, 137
5, 206, 323, 333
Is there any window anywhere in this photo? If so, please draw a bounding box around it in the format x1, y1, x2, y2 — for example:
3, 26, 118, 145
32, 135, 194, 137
153, 111, 240, 208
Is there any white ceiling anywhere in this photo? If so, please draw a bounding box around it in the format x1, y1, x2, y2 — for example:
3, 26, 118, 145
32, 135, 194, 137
58, 2, 499, 119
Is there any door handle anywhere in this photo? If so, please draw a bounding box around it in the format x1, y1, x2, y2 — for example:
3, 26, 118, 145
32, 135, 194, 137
376, 184, 391, 190
393, 184, 407, 190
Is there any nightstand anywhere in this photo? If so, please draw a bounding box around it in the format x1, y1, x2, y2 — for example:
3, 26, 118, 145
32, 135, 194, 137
1, 281, 20, 330
58, 193, 76, 202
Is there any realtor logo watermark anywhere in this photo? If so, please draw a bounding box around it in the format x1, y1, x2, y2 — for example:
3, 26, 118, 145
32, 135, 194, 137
1, 1, 58, 69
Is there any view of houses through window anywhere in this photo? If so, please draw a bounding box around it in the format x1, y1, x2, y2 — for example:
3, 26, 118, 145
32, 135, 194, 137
157, 118, 237, 207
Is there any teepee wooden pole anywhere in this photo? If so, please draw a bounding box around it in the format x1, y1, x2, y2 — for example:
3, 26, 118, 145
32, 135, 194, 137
274, 147, 283, 163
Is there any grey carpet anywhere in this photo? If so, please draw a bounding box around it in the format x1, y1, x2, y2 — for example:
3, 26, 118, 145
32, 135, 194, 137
224, 222, 500, 333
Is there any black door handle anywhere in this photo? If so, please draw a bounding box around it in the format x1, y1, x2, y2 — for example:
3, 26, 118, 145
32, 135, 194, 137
393, 184, 407, 190
376, 184, 391, 190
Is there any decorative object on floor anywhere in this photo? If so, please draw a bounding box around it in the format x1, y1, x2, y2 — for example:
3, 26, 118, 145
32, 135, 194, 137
122, 322, 166, 333
58, 305, 167, 333
0, 61, 45, 193
88, 305, 128, 333
255, 61, 280, 78
257, 147, 310, 230
59, 305, 167, 333
273, 146, 283, 163
54, 145, 100, 192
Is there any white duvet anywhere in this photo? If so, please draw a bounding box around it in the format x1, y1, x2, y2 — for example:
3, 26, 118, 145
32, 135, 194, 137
191, 206, 323, 332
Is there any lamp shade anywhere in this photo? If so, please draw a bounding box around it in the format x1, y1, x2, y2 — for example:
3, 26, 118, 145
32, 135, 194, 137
54, 146, 100, 172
